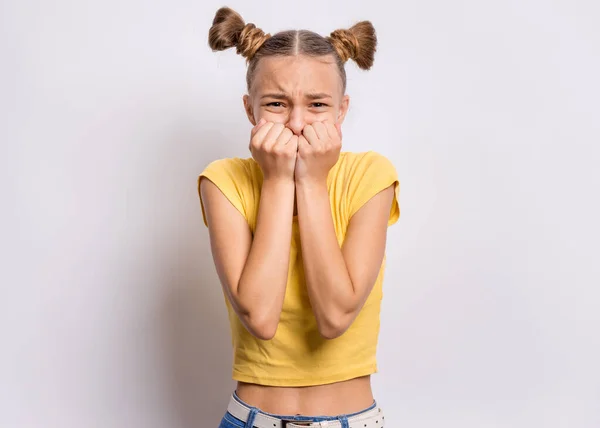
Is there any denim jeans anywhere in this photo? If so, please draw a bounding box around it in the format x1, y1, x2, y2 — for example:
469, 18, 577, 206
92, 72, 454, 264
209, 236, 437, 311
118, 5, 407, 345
218, 391, 378, 428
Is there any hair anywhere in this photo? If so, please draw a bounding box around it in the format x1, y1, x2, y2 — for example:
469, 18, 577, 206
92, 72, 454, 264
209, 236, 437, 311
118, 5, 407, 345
208, 7, 377, 93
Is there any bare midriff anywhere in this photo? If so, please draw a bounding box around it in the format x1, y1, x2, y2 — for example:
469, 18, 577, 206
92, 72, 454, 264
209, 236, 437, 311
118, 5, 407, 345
235, 375, 373, 416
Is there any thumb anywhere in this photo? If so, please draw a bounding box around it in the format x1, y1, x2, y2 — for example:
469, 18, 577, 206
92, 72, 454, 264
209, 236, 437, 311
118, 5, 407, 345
297, 135, 310, 153
298, 134, 310, 147
335, 122, 343, 139
288, 135, 299, 149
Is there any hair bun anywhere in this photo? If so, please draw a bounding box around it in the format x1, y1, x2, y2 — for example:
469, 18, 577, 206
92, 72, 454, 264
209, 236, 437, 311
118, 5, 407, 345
328, 21, 377, 70
208, 7, 270, 60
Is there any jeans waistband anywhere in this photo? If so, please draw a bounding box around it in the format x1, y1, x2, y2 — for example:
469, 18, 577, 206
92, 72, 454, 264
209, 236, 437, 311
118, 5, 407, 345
228, 391, 383, 428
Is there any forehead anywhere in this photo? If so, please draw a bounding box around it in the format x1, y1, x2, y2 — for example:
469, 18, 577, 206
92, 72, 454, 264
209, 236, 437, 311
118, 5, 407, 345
252, 55, 342, 95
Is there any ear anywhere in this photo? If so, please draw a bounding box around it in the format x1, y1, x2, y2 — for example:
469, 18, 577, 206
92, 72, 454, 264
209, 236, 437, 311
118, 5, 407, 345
243, 94, 257, 126
336, 94, 350, 125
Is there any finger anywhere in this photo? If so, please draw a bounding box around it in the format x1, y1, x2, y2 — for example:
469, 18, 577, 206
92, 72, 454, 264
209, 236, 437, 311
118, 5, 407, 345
312, 121, 329, 140
251, 118, 267, 138
302, 124, 319, 146
287, 135, 299, 152
263, 123, 286, 150
274, 128, 294, 154
276, 127, 294, 145
324, 121, 340, 141
298, 135, 310, 154
334, 122, 343, 139
251, 121, 274, 148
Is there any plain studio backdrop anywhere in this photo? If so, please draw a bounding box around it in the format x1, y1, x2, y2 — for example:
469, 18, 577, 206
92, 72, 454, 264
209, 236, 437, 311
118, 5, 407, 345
1, 0, 599, 427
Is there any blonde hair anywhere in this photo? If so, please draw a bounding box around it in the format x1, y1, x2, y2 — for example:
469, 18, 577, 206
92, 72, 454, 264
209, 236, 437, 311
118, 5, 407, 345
208, 7, 377, 92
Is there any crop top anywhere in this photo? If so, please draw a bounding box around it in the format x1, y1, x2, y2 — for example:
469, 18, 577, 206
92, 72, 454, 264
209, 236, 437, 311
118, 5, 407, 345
197, 151, 400, 386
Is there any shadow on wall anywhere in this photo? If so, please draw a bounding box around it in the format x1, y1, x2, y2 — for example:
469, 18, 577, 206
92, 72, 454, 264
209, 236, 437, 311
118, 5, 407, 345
158, 125, 238, 428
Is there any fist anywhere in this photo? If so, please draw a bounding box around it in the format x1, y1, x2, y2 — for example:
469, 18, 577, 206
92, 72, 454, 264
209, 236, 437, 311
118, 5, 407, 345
249, 119, 299, 181
295, 121, 342, 183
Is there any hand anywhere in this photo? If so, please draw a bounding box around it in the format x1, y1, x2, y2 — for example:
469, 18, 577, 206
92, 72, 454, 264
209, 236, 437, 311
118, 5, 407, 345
249, 119, 299, 181
295, 121, 342, 183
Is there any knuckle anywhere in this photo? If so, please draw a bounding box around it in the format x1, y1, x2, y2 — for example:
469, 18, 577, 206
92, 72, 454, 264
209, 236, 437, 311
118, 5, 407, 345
260, 123, 274, 136
278, 129, 292, 142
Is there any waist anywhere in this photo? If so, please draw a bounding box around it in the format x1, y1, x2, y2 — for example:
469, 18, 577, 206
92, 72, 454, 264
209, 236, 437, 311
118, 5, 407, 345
235, 375, 374, 415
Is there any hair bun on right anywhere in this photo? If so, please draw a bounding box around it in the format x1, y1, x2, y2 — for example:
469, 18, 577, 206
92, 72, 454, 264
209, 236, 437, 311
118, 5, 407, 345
328, 21, 377, 70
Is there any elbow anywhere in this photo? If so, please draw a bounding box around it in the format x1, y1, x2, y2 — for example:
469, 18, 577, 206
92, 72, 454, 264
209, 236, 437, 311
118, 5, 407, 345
244, 312, 279, 341
316, 295, 359, 339
251, 323, 278, 341
316, 312, 352, 340
232, 290, 280, 341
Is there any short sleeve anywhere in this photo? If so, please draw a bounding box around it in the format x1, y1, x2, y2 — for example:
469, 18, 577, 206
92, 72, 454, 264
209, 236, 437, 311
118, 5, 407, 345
347, 152, 400, 226
197, 158, 250, 227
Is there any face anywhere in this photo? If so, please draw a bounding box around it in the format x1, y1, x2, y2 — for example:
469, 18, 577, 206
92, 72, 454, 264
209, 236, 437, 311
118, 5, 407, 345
243, 55, 350, 136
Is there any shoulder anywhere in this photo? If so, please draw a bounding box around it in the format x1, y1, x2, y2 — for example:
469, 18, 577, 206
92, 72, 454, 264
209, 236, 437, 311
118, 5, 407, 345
335, 151, 400, 224
197, 157, 260, 227
336, 151, 398, 182
200, 156, 258, 179
198, 156, 261, 191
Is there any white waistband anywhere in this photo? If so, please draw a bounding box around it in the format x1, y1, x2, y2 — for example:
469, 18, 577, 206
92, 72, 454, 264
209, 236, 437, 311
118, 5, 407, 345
226, 394, 385, 428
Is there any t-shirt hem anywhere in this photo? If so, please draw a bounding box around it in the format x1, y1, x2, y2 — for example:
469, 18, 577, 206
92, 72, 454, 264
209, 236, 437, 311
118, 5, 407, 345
232, 364, 378, 387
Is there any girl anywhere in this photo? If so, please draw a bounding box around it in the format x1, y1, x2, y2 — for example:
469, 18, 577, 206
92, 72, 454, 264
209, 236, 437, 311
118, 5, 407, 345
198, 7, 400, 428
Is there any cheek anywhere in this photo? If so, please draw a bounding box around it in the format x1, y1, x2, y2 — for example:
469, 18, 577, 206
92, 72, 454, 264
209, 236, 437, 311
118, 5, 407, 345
258, 111, 288, 124
254, 106, 286, 122
306, 110, 336, 125
256, 107, 335, 125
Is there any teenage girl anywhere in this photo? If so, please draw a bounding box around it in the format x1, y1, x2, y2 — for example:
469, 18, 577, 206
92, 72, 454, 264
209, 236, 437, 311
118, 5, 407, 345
198, 7, 400, 428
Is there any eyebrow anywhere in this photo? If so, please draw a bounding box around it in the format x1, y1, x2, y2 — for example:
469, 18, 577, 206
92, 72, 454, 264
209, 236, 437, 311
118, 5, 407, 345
306, 92, 333, 100
260, 92, 288, 100
260, 92, 333, 100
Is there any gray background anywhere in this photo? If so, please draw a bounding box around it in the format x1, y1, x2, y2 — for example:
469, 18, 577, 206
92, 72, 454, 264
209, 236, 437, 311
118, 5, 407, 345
1, 0, 599, 427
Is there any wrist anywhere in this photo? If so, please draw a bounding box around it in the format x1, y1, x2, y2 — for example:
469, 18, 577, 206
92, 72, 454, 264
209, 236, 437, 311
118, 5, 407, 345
263, 176, 296, 190
295, 177, 328, 192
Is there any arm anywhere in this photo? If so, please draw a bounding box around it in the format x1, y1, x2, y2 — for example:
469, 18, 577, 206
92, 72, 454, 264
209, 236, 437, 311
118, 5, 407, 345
200, 176, 295, 340
295, 180, 395, 339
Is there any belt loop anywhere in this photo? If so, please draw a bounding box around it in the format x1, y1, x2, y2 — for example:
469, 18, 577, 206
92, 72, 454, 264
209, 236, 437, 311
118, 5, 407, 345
245, 407, 258, 428
337, 415, 349, 428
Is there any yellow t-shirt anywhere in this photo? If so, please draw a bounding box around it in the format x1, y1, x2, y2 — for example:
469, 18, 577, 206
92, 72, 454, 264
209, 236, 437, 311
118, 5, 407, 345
198, 151, 400, 386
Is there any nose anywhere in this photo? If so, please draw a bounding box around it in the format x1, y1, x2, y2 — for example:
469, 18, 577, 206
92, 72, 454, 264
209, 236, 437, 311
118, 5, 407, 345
286, 107, 305, 136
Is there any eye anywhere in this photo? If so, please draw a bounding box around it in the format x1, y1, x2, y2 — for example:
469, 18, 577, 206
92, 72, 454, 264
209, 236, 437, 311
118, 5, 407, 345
266, 102, 285, 108
311, 102, 328, 108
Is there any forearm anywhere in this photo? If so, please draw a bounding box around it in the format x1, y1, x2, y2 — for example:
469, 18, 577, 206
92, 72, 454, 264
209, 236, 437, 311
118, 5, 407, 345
295, 179, 356, 337
237, 178, 295, 335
